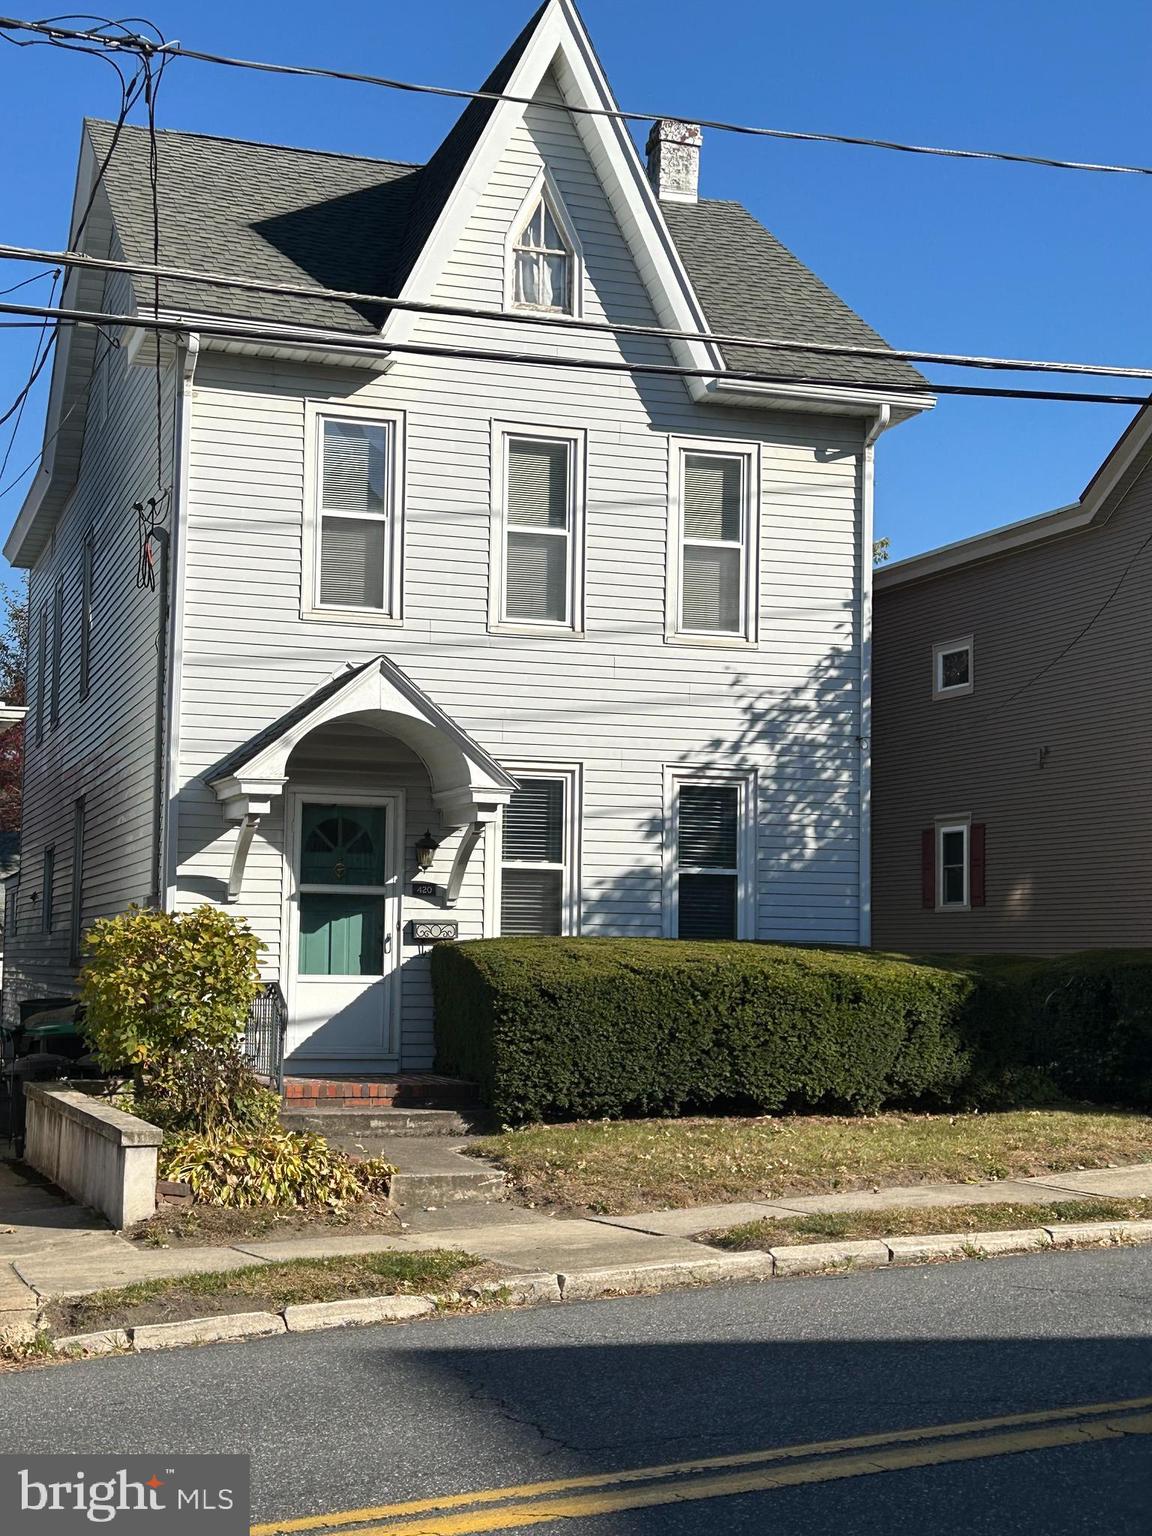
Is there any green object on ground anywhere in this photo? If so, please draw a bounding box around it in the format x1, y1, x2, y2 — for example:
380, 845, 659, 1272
432, 939, 1152, 1125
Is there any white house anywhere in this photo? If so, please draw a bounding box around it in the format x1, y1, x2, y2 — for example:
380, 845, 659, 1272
3, 1, 930, 1077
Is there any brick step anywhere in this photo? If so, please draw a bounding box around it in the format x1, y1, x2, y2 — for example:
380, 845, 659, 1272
282, 1073, 479, 1112
281, 1107, 478, 1139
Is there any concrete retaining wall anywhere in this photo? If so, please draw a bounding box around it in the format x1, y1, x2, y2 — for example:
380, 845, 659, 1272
24, 1084, 163, 1229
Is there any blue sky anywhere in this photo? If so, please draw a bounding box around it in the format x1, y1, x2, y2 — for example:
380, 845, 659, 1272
0, 0, 1149, 575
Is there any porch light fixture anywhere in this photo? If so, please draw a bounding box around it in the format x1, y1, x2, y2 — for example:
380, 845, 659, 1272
415, 830, 439, 871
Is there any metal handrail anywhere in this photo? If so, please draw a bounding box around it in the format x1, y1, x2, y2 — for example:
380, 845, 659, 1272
244, 981, 288, 1094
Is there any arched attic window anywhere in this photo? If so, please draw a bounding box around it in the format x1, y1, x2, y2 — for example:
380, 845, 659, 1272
508, 177, 581, 315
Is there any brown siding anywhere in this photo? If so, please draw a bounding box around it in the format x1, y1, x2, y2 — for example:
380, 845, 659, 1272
872, 460, 1152, 955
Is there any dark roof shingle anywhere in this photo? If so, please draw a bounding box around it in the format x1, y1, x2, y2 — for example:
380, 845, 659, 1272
664, 199, 922, 390
86, 100, 923, 391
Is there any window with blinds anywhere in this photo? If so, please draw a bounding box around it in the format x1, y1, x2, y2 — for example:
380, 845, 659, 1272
504, 438, 572, 625
680, 452, 746, 635
317, 418, 392, 611
500, 776, 568, 935
676, 781, 741, 940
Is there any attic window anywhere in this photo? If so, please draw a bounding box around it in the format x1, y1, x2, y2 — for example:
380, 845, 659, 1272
512, 194, 573, 312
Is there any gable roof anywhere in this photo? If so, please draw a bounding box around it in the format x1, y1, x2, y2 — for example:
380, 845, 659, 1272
84, 120, 417, 333
665, 200, 921, 390
876, 401, 1152, 591
86, 114, 922, 392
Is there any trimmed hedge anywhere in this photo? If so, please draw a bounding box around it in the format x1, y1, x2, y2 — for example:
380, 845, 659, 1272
431, 938, 1152, 1125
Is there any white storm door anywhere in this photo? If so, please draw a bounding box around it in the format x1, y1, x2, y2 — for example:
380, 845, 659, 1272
287, 795, 400, 1063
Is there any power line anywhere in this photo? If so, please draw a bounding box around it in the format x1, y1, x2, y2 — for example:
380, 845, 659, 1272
0, 267, 57, 298
2, 241, 1152, 385
0, 296, 1148, 406
2, 13, 1152, 180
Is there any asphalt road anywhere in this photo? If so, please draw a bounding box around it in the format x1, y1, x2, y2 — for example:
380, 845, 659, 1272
3, 1244, 1152, 1534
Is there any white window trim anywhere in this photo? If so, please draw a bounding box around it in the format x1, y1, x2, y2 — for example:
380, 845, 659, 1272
665, 437, 761, 647
486, 763, 582, 937
662, 766, 757, 940
503, 168, 584, 320
936, 817, 971, 911
489, 420, 586, 637
301, 400, 406, 626
933, 635, 974, 699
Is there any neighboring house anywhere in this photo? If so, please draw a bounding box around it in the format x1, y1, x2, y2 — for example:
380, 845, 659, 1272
4, 1, 929, 1073
872, 404, 1152, 955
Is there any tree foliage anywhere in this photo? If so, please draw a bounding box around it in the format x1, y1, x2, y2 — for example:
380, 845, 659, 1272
79, 904, 263, 1071
0, 578, 28, 834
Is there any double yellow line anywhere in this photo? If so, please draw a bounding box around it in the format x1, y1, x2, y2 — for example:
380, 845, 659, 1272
253, 1395, 1152, 1535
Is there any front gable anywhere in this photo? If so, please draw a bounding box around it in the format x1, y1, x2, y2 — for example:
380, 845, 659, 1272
381, 0, 720, 394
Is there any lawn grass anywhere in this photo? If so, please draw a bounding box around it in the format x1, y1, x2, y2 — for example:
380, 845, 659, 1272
709, 1197, 1152, 1250
473, 1107, 1152, 1214
50, 1249, 484, 1335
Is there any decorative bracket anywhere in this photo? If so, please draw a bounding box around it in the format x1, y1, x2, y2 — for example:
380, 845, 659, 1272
445, 823, 485, 910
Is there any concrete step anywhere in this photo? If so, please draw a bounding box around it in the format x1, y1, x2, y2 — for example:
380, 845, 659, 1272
281, 1107, 478, 1140
371, 1137, 507, 1207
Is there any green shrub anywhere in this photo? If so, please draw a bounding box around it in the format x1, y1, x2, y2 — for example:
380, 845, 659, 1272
1026, 951, 1152, 1105
160, 1128, 395, 1209
130, 1041, 281, 1137
432, 938, 1032, 1125
80, 905, 263, 1071
434, 939, 1152, 1125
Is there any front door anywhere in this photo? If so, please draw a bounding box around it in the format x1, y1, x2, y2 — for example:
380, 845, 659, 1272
286, 795, 399, 1066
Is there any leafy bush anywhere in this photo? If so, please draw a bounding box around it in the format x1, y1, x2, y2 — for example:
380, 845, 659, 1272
432, 938, 1030, 1125
80, 905, 263, 1071
160, 1128, 395, 1209
1026, 951, 1152, 1105
433, 939, 1152, 1125
131, 1041, 281, 1137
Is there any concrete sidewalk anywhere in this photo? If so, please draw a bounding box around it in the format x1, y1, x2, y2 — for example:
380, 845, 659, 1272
5, 1153, 1152, 1314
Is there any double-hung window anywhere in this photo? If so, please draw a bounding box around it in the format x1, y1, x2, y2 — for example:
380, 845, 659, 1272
307, 408, 403, 620
42, 846, 55, 934
35, 603, 48, 743
493, 427, 584, 632
79, 530, 94, 699
923, 818, 986, 910
498, 770, 579, 935
666, 770, 754, 940
50, 576, 63, 728
669, 441, 759, 643
70, 796, 86, 962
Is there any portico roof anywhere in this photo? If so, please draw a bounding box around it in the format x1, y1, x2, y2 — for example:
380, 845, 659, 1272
207, 654, 517, 828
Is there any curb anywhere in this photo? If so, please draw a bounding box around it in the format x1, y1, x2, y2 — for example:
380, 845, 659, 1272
43, 1218, 1152, 1358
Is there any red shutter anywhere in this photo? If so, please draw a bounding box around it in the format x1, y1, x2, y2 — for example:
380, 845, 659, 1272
970, 823, 986, 907
921, 829, 935, 909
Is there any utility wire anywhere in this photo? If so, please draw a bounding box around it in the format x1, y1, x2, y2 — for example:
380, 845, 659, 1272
3, 241, 1152, 385
0, 297, 1148, 406
0, 266, 57, 298
989, 523, 1152, 715
2, 13, 1152, 180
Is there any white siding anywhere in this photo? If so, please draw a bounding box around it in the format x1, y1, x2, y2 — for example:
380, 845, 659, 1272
6, 264, 177, 1016
173, 77, 865, 1067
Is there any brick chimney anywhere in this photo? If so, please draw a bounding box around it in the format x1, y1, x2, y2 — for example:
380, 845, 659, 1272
645, 120, 702, 203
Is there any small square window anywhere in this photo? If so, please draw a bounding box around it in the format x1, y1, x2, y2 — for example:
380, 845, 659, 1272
933, 637, 973, 698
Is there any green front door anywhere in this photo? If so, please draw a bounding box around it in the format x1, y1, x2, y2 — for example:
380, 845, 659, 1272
288, 799, 397, 1065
